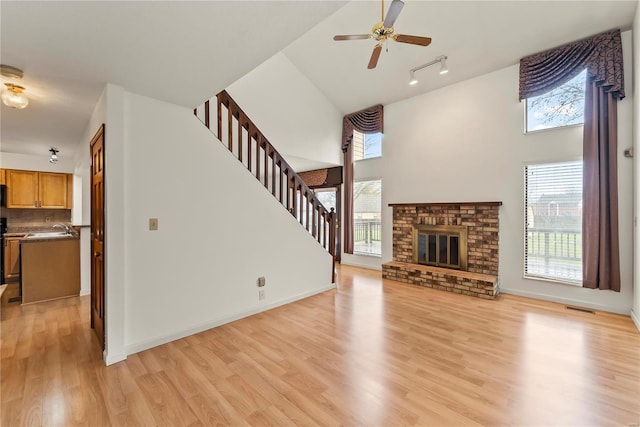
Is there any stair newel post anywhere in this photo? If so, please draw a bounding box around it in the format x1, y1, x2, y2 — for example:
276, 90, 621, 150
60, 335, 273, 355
329, 208, 336, 257
329, 208, 337, 282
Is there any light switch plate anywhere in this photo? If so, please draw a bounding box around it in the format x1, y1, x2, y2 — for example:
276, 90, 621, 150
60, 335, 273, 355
149, 218, 158, 231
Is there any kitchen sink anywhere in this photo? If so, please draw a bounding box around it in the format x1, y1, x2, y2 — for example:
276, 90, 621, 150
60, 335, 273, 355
24, 232, 73, 239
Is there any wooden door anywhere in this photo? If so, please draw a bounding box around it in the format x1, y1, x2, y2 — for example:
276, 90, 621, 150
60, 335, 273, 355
39, 172, 68, 208
90, 125, 105, 349
6, 170, 38, 208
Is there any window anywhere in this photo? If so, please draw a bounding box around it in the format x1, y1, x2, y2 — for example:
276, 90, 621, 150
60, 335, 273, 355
315, 189, 336, 212
353, 130, 382, 160
353, 179, 381, 256
525, 161, 582, 284
525, 69, 587, 132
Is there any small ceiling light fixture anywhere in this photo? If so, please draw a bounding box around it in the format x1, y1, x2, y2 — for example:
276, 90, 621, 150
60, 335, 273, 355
408, 55, 448, 86
49, 147, 59, 164
1, 64, 29, 109
2, 83, 29, 109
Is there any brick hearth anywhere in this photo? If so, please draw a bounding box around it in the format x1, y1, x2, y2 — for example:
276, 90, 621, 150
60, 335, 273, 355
382, 202, 501, 299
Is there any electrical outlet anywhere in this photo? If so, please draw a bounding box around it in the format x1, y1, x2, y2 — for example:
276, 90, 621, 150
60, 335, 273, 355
149, 218, 158, 231
45, 216, 52, 223
257, 276, 266, 287
258, 289, 265, 301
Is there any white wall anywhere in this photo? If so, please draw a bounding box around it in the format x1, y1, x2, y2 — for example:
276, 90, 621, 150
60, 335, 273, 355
0, 152, 75, 173
105, 90, 334, 360
74, 88, 106, 298
226, 52, 343, 169
633, 3, 640, 330
382, 31, 635, 315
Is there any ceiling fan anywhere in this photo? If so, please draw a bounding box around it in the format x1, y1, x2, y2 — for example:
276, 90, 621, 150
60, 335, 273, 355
333, 0, 432, 69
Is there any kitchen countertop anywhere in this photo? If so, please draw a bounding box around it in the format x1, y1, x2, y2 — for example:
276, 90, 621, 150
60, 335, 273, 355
20, 234, 79, 244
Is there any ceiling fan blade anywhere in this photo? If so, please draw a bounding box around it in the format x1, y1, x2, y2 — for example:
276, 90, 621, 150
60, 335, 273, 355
383, 0, 404, 28
368, 44, 383, 69
333, 34, 372, 41
393, 34, 432, 46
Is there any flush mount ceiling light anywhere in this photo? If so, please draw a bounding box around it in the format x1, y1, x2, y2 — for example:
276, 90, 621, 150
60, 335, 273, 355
49, 147, 59, 164
2, 83, 29, 109
1, 64, 29, 109
408, 55, 448, 86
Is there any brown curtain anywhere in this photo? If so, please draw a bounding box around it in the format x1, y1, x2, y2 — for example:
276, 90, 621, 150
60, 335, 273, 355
342, 104, 384, 254
520, 29, 625, 291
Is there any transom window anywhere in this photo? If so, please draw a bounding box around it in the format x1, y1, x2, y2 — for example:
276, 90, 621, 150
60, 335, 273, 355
525, 70, 587, 133
353, 130, 382, 160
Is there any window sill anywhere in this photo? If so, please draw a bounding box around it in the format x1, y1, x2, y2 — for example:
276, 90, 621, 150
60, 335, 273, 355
524, 274, 582, 287
524, 122, 583, 135
353, 252, 382, 258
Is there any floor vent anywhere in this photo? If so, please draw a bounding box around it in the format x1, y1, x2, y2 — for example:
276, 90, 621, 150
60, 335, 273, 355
566, 305, 595, 314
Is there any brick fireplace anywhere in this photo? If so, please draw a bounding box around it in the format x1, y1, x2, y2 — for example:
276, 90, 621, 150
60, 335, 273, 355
382, 202, 501, 299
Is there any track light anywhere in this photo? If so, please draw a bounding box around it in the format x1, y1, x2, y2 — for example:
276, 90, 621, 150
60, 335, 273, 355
439, 56, 449, 74
409, 70, 418, 85
49, 147, 59, 164
408, 55, 449, 85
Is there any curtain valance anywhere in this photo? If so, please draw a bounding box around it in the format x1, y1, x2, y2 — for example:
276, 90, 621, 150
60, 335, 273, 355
342, 104, 384, 152
519, 29, 624, 101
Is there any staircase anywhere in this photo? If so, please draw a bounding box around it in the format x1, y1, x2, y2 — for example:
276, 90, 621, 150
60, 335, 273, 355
194, 90, 337, 281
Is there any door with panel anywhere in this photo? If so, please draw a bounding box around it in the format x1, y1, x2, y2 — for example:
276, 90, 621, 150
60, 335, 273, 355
90, 125, 105, 350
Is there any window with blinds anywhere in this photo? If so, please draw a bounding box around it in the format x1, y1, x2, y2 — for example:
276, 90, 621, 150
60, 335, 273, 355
524, 161, 582, 284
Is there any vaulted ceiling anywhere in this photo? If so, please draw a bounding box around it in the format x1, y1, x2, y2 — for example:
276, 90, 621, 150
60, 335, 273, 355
1, 1, 637, 161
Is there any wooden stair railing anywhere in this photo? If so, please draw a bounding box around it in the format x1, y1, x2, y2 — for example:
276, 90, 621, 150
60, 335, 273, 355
194, 90, 337, 281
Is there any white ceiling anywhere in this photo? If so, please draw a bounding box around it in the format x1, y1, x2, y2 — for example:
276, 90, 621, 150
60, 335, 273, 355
1, 0, 637, 164
284, 0, 638, 114
0, 1, 346, 158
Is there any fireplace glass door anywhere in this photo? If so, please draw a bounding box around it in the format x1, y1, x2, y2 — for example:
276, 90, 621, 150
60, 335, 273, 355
417, 232, 461, 269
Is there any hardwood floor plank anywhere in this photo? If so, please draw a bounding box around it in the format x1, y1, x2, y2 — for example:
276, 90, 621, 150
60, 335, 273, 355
2, 264, 639, 426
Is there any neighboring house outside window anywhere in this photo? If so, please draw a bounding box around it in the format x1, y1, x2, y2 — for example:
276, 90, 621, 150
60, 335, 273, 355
525, 160, 582, 284
353, 130, 382, 160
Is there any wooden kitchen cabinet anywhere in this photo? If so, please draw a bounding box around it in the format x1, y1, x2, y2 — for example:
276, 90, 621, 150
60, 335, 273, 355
5, 169, 73, 209
4, 237, 22, 281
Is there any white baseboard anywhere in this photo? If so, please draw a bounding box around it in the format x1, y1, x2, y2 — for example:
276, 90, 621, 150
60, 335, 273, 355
125, 284, 336, 357
340, 260, 383, 271
104, 350, 127, 366
500, 287, 629, 315
631, 309, 640, 332
79, 289, 90, 297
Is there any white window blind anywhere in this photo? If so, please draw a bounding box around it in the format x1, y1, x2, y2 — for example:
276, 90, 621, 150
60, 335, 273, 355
524, 161, 582, 284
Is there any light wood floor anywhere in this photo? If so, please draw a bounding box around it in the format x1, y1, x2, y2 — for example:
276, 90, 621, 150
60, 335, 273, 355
2, 265, 639, 426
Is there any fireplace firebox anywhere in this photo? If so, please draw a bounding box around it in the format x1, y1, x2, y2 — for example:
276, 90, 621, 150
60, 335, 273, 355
413, 224, 468, 270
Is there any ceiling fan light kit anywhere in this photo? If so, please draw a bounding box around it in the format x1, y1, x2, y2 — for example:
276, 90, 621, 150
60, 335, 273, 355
409, 55, 448, 85
333, 0, 432, 69
1, 64, 29, 109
